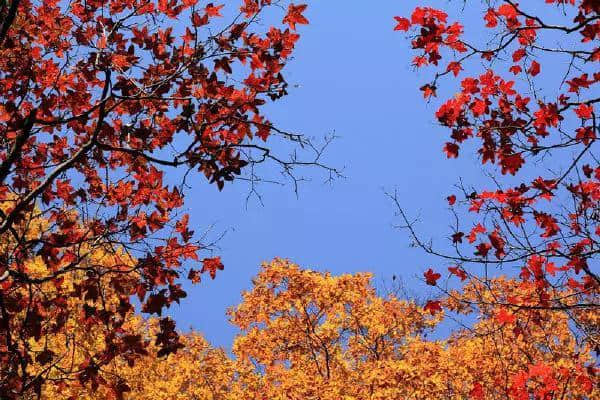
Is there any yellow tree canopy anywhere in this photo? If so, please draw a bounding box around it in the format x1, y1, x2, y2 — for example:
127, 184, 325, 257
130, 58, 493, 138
38, 259, 598, 400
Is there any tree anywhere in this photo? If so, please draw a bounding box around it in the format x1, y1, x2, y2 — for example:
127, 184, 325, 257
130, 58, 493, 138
39, 317, 237, 400
228, 258, 443, 399
228, 259, 597, 400
442, 278, 598, 399
0, 1, 338, 397
42, 259, 598, 399
0, 211, 235, 399
392, 0, 600, 355
0, 206, 146, 398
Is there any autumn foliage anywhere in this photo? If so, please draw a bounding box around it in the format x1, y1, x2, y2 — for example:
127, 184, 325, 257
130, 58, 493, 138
1, 0, 599, 398
0, 0, 319, 397
32, 259, 599, 399
393, 0, 600, 371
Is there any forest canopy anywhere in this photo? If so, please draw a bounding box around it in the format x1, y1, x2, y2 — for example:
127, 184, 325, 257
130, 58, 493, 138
34, 259, 600, 399
0, 0, 598, 398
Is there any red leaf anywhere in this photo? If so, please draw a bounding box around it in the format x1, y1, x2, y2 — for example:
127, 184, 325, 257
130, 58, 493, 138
484, 9, 497, 27
488, 230, 506, 258
545, 262, 559, 276
201, 257, 224, 279
187, 269, 201, 284
283, 4, 309, 30
443, 142, 459, 158
474, 242, 491, 257
192, 12, 208, 26
56, 179, 73, 202
509, 65, 522, 75
470, 382, 484, 399
420, 84, 437, 98
468, 223, 486, 243
496, 308, 516, 324
451, 231, 464, 244
448, 266, 467, 281
446, 61, 462, 77
576, 127, 596, 144
205, 3, 224, 17
527, 60, 540, 76
393, 16, 411, 31
512, 48, 526, 62
497, 4, 518, 19
574, 103, 593, 119
470, 98, 487, 117
424, 300, 442, 315
424, 268, 441, 286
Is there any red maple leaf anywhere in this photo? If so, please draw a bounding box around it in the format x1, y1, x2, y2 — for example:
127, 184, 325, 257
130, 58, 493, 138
496, 308, 516, 324
446, 61, 462, 77
201, 257, 224, 279
527, 60, 540, 76
205, 3, 224, 17
283, 4, 309, 30
443, 142, 459, 158
393, 16, 411, 31
451, 231, 464, 243
424, 300, 442, 315
448, 266, 467, 281
575, 103, 593, 119
468, 223, 486, 243
470, 382, 484, 399
424, 268, 441, 286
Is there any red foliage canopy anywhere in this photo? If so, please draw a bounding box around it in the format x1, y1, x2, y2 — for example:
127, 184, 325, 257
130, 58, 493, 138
0, 0, 329, 397
394, 0, 599, 360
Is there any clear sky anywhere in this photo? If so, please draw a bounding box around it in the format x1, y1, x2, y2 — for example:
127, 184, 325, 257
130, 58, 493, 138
164, 1, 532, 348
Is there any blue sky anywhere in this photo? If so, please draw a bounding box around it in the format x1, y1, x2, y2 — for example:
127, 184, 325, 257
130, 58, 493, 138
165, 1, 574, 347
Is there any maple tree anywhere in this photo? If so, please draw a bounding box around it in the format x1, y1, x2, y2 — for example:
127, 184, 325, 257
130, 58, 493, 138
39, 316, 237, 400
37, 260, 598, 400
393, 0, 600, 363
0, 0, 338, 397
228, 260, 597, 399
4, 219, 234, 400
